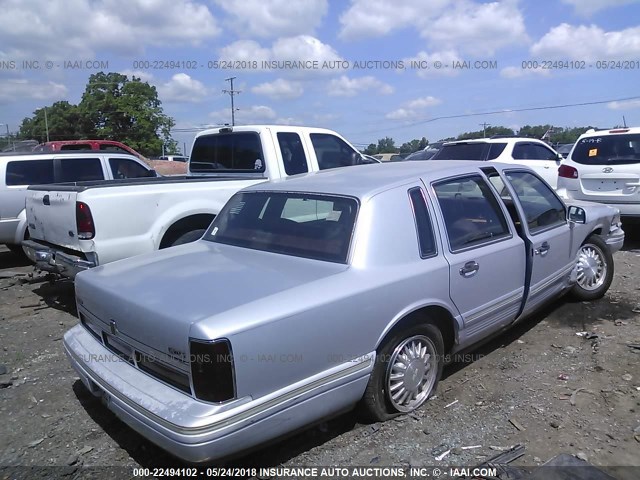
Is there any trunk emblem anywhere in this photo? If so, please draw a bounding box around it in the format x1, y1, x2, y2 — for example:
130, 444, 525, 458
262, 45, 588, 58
109, 320, 118, 335
602, 167, 614, 173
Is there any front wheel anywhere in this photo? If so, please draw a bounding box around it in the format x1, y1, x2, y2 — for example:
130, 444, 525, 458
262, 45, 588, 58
170, 229, 206, 247
359, 324, 444, 422
571, 234, 614, 301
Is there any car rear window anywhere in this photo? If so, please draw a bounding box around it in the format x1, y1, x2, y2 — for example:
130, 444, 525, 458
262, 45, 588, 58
5, 160, 54, 185
190, 132, 265, 172
572, 133, 640, 165
206, 191, 358, 263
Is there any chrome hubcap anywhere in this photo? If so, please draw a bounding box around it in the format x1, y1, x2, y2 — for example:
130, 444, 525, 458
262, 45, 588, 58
386, 335, 437, 412
576, 243, 607, 291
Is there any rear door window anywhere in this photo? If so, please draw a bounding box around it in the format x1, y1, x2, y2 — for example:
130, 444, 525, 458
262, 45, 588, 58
58, 157, 104, 182
5, 160, 54, 185
277, 132, 309, 175
513, 143, 557, 160
434, 175, 510, 251
190, 132, 265, 172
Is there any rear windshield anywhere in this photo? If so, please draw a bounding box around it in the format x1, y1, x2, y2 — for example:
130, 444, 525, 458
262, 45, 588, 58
433, 142, 506, 161
190, 132, 265, 173
206, 192, 358, 263
572, 133, 640, 165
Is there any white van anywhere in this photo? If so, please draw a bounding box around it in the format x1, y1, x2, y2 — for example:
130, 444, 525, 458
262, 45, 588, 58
0, 152, 154, 256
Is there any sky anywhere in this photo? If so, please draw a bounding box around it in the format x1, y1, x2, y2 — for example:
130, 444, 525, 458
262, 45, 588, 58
1, 0, 640, 154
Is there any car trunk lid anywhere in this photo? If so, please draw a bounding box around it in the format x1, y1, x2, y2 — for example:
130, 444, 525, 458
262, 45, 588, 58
26, 188, 82, 250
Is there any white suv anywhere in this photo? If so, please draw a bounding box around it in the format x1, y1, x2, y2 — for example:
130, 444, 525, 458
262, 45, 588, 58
432, 137, 563, 188
557, 127, 640, 220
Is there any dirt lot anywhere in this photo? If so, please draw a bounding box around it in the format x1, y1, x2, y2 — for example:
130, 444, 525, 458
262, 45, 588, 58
1, 228, 639, 479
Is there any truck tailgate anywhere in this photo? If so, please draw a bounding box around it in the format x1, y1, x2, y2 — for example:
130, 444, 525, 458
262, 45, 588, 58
26, 190, 81, 250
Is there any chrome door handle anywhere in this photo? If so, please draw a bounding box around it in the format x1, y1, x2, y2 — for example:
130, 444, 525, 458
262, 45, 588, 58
459, 261, 479, 277
534, 242, 550, 256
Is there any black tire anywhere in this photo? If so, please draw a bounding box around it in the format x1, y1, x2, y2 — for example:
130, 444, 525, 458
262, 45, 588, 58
170, 229, 206, 247
359, 323, 444, 422
570, 234, 614, 301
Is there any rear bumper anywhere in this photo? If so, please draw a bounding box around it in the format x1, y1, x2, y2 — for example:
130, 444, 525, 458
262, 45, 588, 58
64, 325, 371, 463
22, 240, 97, 279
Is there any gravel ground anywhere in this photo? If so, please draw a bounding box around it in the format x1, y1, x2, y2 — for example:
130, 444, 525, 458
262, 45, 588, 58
0, 227, 639, 479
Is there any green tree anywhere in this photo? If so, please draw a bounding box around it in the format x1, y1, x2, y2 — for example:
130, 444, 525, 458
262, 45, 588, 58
18, 101, 84, 143
376, 137, 397, 153
456, 126, 514, 140
363, 143, 378, 155
78, 72, 175, 156
399, 137, 429, 154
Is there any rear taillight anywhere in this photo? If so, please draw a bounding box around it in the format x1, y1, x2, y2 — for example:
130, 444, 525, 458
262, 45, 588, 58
558, 165, 578, 179
76, 201, 95, 240
190, 339, 235, 403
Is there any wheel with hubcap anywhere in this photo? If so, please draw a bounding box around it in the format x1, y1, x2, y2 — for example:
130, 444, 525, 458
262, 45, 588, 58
360, 324, 444, 421
571, 234, 613, 301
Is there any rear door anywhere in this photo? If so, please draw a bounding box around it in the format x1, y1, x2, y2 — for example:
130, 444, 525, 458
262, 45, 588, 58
502, 170, 574, 317
431, 174, 526, 345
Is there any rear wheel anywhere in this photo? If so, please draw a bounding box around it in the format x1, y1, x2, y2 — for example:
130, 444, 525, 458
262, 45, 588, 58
360, 324, 444, 422
170, 229, 206, 247
571, 234, 613, 301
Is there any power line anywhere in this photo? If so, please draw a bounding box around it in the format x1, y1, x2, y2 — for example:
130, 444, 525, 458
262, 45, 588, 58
351, 95, 640, 137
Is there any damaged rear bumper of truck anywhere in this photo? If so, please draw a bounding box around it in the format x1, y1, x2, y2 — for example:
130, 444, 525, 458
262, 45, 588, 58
22, 240, 97, 279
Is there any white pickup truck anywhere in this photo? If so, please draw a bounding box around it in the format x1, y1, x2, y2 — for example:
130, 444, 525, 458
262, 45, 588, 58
24, 125, 376, 278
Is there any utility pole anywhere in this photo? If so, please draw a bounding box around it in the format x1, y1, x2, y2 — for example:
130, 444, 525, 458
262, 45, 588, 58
44, 106, 50, 142
479, 122, 491, 138
223, 77, 241, 126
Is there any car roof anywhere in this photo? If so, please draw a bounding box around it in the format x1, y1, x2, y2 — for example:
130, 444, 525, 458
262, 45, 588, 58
245, 160, 521, 200
579, 127, 640, 137
0, 152, 140, 161
444, 137, 545, 145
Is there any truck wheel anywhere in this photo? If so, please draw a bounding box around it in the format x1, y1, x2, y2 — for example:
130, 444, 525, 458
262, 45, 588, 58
571, 234, 613, 301
170, 229, 206, 247
359, 324, 443, 422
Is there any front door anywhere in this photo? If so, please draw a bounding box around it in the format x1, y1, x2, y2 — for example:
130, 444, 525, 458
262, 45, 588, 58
502, 170, 574, 317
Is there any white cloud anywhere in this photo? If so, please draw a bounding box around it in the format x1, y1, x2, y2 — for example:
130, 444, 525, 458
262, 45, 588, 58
340, 0, 528, 55
339, 0, 450, 40
327, 76, 394, 97
211, 105, 278, 125
500, 66, 551, 79
157, 74, 208, 103
0, 79, 68, 104
218, 40, 272, 63
386, 96, 441, 121
423, 1, 529, 55
531, 24, 640, 60
0, 0, 219, 59
607, 99, 640, 110
561, 0, 639, 16
214, 0, 327, 38
404, 50, 463, 77
218, 35, 345, 77
251, 79, 304, 99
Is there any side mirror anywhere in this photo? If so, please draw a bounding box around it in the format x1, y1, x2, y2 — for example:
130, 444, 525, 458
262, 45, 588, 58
568, 205, 586, 224
146, 169, 158, 177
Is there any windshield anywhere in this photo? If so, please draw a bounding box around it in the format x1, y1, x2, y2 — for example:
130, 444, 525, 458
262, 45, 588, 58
190, 132, 265, 172
572, 133, 640, 165
206, 191, 358, 263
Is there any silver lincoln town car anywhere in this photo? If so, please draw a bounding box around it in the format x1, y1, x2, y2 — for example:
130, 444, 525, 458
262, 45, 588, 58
63, 161, 624, 462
